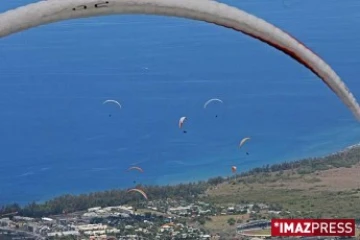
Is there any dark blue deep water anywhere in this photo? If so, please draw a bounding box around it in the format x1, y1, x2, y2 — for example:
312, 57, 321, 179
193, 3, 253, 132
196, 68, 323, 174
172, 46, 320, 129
1, 0, 360, 204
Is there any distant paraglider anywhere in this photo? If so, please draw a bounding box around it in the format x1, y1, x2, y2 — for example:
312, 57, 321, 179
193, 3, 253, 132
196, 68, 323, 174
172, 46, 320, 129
231, 166, 237, 183
203, 98, 223, 109
239, 137, 251, 155
239, 137, 251, 148
204, 98, 223, 118
103, 99, 121, 117
127, 188, 148, 200
127, 166, 143, 186
179, 116, 187, 133
127, 166, 144, 173
103, 100, 122, 109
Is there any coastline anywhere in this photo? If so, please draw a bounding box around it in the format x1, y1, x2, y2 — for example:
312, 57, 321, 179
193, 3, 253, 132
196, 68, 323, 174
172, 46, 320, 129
159, 140, 360, 186
7, 140, 360, 208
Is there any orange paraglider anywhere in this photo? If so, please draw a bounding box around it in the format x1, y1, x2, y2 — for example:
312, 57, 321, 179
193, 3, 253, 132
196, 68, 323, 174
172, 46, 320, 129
127, 188, 148, 200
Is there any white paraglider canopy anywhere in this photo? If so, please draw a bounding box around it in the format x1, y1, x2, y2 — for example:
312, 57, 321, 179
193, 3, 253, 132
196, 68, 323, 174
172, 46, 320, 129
204, 98, 223, 109
103, 99, 122, 109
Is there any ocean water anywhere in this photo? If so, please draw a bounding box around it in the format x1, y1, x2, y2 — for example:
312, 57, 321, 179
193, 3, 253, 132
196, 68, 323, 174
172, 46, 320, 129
1, 0, 360, 205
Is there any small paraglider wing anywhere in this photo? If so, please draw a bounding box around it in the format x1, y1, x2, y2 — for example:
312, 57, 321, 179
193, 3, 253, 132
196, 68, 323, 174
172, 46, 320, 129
179, 116, 187, 129
127, 166, 144, 173
231, 166, 237, 173
127, 188, 148, 200
239, 137, 251, 148
103, 99, 122, 109
203, 98, 223, 109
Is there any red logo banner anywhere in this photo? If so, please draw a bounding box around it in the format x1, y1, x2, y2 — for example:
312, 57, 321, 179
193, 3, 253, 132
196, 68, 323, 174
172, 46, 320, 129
271, 219, 355, 237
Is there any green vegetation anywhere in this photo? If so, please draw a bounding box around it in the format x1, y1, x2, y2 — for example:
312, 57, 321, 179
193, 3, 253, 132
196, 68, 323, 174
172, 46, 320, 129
242, 228, 271, 235
227, 218, 236, 226
1, 145, 360, 218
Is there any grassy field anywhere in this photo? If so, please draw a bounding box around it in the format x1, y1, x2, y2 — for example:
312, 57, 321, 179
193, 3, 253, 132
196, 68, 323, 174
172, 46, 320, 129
202, 214, 250, 238
204, 214, 249, 232
205, 164, 360, 218
242, 228, 271, 236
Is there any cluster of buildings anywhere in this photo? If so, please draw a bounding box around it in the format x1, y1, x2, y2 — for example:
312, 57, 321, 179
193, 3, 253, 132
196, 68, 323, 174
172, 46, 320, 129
2, 200, 355, 240
0, 201, 275, 239
0, 201, 216, 240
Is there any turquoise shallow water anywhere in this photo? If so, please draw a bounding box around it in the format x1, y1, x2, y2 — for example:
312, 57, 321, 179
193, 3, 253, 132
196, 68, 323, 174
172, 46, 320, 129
1, 0, 360, 205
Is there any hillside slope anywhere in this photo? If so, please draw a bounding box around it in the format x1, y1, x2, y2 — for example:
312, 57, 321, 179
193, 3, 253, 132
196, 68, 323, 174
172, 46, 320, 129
205, 163, 360, 218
